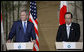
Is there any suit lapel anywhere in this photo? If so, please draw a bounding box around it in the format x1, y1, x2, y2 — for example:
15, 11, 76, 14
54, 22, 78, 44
19, 20, 24, 33
26, 21, 29, 33
64, 24, 68, 40
19, 20, 30, 34
65, 24, 71, 40
69, 23, 74, 39
64, 23, 74, 41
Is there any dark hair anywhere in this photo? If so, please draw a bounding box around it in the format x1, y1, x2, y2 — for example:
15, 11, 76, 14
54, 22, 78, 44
64, 12, 73, 19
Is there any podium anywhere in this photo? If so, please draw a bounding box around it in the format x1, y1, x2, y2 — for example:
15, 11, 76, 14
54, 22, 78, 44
6, 42, 33, 51
55, 42, 83, 51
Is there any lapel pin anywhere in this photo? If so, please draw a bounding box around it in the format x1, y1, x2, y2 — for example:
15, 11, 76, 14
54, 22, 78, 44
71, 28, 73, 30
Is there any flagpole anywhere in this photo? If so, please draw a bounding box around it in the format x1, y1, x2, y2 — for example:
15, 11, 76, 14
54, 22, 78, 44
1, 13, 6, 51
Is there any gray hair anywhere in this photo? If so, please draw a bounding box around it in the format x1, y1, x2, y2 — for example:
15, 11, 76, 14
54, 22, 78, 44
20, 10, 28, 15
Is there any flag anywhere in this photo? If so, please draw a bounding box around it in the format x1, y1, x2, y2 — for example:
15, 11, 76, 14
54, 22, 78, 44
1, 13, 6, 51
59, 1, 68, 25
1, 13, 5, 44
29, 1, 39, 51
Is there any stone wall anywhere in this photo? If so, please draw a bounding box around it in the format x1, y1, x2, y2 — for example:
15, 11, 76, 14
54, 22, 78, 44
68, 1, 83, 42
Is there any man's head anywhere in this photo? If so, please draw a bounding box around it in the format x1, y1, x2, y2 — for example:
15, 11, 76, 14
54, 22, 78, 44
64, 12, 73, 25
20, 10, 28, 21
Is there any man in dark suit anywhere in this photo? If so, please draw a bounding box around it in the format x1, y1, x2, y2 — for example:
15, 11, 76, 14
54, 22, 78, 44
7, 10, 36, 43
56, 12, 80, 42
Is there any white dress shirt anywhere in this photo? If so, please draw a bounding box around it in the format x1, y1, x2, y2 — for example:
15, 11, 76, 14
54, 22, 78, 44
66, 23, 72, 38
22, 20, 27, 28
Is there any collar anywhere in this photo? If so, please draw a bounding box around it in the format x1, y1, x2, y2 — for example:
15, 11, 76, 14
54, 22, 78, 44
22, 20, 27, 23
66, 23, 72, 27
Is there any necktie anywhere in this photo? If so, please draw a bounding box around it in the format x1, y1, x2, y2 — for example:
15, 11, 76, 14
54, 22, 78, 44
67, 26, 70, 38
24, 22, 26, 33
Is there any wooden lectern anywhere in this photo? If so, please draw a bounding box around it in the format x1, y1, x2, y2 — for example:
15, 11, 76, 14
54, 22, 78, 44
55, 42, 83, 51
6, 42, 33, 51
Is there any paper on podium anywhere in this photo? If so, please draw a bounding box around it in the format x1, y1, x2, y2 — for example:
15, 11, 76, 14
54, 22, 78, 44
55, 42, 83, 50
14, 43, 26, 49
63, 42, 76, 49
6, 42, 33, 50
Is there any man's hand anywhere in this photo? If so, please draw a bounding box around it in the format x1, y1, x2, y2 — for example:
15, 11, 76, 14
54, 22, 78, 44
32, 40, 36, 45
7, 40, 11, 43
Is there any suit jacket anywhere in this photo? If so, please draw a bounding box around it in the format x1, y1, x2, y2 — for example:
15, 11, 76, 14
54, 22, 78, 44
56, 22, 80, 42
8, 20, 36, 42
